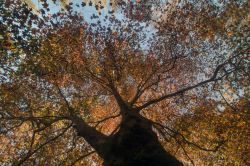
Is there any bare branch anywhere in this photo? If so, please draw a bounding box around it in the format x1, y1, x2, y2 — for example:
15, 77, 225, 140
137, 60, 232, 110
130, 56, 178, 105
87, 113, 121, 128
218, 90, 238, 112
151, 120, 224, 152
70, 151, 95, 166
56, 85, 73, 115
16, 124, 72, 166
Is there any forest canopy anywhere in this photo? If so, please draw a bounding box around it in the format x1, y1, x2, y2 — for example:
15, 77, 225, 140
0, 0, 249, 165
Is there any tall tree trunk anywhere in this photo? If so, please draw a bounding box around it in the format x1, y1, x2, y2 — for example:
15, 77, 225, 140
101, 112, 182, 166
73, 85, 182, 165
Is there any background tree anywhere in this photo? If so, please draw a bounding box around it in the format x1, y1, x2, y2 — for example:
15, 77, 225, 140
0, 0, 249, 165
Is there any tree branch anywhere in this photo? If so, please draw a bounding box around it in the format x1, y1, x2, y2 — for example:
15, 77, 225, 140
16, 124, 72, 166
88, 113, 121, 128
137, 61, 231, 110
130, 56, 178, 105
70, 151, 95, 166
218, 90, 238, 112
71, 115, 108, 157
56, 85, 109, 157
152, 120, 224, 152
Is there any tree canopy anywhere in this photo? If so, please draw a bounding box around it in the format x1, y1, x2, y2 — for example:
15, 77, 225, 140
0, 0, 249, 165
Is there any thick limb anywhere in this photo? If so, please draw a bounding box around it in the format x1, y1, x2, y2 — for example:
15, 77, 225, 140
71, 115, 108, 157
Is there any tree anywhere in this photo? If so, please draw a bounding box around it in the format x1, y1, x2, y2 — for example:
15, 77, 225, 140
166, 98, 250, 165
0, 0, 249, 165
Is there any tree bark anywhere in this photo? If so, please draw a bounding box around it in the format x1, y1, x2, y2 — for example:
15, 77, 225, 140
72, 111, 182, 166
101, 112, 183, 166
72, 115, 108, 157
72, 83, 182, 165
